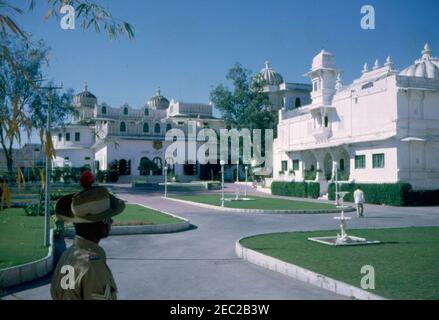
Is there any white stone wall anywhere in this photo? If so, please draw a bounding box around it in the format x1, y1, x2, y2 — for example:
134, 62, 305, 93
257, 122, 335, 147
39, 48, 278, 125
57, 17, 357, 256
53, 125, 95, 149
53, 148, 94, 168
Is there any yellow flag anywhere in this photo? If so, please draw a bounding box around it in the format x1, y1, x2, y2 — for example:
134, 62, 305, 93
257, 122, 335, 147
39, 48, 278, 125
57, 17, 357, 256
17, 167, 26, 193
39, 168, 45, 190
1, 182, 11, 210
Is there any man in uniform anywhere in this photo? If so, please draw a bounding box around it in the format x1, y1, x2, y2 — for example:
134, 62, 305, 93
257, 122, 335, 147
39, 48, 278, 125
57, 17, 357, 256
51, 180, 125, 300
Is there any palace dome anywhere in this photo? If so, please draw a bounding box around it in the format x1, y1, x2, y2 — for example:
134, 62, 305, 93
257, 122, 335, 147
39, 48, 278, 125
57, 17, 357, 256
254, 61, 284, 86
400, 43, 439, 80
147, 87, 170, 109
74, 82, 97, 108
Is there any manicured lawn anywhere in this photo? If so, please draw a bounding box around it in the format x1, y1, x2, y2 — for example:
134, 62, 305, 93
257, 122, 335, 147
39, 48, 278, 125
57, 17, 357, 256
112, 204, 184, 226
0, 208, 48, 270
172, 195, 336, 211
240, 227, 439, 300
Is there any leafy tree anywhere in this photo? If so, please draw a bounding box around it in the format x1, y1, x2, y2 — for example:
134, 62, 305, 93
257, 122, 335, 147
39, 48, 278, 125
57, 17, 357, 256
210, 63, 278, 163
210, 62, 278, 134
0, 37, 48, 175
0, 0, 135, 171
0, 0, 134, 41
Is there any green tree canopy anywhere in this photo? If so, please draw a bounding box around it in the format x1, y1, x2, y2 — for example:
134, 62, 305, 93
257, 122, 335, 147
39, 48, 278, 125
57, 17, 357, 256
210, 62, 277, 135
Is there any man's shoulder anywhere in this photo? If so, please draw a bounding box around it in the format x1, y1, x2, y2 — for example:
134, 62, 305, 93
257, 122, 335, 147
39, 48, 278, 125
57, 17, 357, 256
61, 245, 106, 267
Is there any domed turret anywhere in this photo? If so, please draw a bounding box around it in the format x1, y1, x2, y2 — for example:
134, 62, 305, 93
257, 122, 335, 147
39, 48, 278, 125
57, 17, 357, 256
74, 82, 97, 108
147, 87, 170, 109
400, 43, 439, 80
254, 61, 284, 86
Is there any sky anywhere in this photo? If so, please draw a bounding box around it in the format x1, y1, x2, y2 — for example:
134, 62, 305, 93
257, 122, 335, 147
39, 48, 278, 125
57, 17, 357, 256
11, 0, 439, 145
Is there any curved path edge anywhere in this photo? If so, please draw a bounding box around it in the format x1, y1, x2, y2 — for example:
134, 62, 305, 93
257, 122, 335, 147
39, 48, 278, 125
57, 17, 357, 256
235, 238, 386, 300
0, 229, 54, 289
63, 202, 191, 237
165, 196, 355, 214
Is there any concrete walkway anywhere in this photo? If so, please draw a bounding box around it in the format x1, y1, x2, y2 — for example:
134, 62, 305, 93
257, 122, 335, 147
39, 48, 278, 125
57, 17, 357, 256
4, 184, 439, 300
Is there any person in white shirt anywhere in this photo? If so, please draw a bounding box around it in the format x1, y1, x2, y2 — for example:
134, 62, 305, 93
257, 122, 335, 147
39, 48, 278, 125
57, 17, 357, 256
353, 187, 365, 217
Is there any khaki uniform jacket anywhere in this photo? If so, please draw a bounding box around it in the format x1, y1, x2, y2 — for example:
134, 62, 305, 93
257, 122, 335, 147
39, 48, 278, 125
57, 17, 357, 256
51, 236, 117, 300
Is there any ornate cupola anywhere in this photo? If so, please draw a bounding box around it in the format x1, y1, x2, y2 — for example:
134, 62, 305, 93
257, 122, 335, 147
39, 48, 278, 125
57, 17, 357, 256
253, 61, 284, 86
147, 87, 170, 110
73, 81, 98, 123
400, 43, 439, 80
304, 49, 340, 106
74, 81, 98, 108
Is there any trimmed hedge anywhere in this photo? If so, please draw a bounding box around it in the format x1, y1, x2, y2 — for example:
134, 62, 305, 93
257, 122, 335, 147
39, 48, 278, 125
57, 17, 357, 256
328, 182, 413, 206
406, 189, 439, 206
271, 181, 320, 199
307, 182, 320, 199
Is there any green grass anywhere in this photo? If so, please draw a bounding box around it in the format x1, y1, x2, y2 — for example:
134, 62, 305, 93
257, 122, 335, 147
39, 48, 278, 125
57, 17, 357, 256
0, 208, 48, 270
172, 195, 336, 211
0, 204, 182, 270
240, 227, 439, 300
112, 204, 183, 226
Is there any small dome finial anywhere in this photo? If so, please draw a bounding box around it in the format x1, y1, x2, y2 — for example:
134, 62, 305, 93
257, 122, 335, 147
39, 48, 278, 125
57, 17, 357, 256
385, 56, 393, 67
422, 43, 432, 60
156, 86, 161, 96
84, 81, 88, 92
264, 60, 271, 69
373, 59, 380, 70
335, 73, 343, 90
362, 63, 369, 74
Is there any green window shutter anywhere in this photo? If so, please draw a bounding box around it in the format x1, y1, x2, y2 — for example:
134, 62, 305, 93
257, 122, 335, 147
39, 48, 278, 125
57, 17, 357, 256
355, 155, 365, 169
373, 153, 385, 168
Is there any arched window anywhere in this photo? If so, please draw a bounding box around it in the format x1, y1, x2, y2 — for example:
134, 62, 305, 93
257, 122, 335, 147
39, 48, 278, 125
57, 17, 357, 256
139, 157, 151, 176
143, 123, 149, 133
144, 108, 149, 116
123, 107, 128, 115
166, 123, 172, 132
102, 106, 107, 114
152, 157, 163, 175
120, 122, 126, 132
295, 98, 301, 108
339, 158, 345, 172
154, 123, 161, 134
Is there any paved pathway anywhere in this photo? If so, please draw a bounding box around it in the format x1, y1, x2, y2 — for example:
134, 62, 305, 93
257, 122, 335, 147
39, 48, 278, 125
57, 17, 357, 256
4, 184, 439, 300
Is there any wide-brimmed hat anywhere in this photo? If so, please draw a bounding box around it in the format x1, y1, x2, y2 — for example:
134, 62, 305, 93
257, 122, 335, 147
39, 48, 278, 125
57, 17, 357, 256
55, 187, 125, 223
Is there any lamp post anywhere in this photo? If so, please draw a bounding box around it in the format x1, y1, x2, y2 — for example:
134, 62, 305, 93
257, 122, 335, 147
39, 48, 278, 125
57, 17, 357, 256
40, 83, 63, 247
334, 163, 339, 206
244, 165, 248, 197
164, 165, 168, 198
235, 160, 239, 183
220, 159, 225, 207
164, 157, 173, 198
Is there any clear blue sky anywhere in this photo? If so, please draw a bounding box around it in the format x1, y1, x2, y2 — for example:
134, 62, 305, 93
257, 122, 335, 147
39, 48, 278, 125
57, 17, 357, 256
14, 0, 439, 144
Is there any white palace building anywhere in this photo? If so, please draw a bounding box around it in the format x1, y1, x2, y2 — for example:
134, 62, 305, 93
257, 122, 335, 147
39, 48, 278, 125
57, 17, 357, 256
272, 43, 439, 194
51, 85, 226, 182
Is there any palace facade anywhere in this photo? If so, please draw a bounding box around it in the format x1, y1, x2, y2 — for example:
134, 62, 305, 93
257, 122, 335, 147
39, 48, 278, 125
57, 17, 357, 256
272, 44, 439, 193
